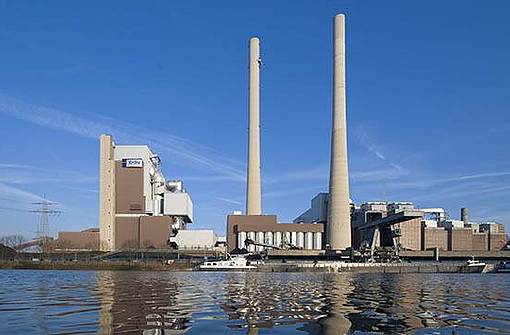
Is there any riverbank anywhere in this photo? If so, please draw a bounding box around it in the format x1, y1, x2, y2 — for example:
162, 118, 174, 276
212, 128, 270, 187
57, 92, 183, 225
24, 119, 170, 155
0, 260, 194, 271
1, 260, 501, 273
258, 261, 497, 273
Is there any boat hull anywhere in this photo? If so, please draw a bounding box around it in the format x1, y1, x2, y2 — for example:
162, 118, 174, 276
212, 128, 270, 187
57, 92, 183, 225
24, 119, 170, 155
197, 266, 257, 272
461, 264, 486, 273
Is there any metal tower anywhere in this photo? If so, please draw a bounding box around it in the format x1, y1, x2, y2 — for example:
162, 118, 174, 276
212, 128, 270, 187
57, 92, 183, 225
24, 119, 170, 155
30, 195, 61, 245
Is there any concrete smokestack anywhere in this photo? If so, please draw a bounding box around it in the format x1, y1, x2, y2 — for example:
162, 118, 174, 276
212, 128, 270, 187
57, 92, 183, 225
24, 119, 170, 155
327, 14, 351, 250
246, 37, 262, 215
461, 208, 468, 225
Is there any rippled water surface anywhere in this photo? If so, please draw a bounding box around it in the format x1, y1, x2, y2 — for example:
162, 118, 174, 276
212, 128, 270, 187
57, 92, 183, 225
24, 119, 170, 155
0, 270, 509, 334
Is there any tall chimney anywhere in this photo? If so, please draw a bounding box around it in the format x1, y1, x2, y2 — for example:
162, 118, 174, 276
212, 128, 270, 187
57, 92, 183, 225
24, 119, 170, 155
327, 14, 351, 250
461, 208, 468, 225
246, 37, 262, 215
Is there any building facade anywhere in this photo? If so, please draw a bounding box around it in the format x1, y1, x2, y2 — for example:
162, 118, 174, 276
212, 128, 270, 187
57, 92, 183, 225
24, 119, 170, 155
296, 193, 507, 252
227, 215, 323, 252
98, 134, 193, 251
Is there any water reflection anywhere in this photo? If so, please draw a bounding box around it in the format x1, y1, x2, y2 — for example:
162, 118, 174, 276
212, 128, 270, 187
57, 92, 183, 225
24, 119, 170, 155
0, 270, 509, 334
95, 272, 203, 334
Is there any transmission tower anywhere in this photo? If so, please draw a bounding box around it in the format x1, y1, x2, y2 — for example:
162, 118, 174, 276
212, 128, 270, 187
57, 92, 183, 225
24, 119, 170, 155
29, 195, 62, 245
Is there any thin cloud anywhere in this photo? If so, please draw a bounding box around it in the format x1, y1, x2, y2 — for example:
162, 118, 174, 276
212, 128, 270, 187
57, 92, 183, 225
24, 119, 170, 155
0, 92, 245, 181
270, 163, 408, 185
409, 182, 510, 203
353, 125, 387, 161
392, 171, 510, 189
216, 197, 243, 206
0, 183, 47, 203
0, 163, 96, 184
263, 185, 324, 199
352, 166, 409, 182
270, 165, 329, 184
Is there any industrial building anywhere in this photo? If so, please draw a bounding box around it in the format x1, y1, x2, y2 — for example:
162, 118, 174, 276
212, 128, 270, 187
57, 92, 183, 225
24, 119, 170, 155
226, 12, 507, 256
52, 13, 506, 256
57, 228, 99, 250
58, 135, 193, 251
227, 215, 323, 252
98, 134, 193, 251
295, 195, 507, 253
226, 14, 352, 252
173, 230, 218, 250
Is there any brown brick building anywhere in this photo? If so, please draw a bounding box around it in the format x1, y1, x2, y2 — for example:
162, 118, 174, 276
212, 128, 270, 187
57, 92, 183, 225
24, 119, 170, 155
227, 215, 324, 252
57, 228, 100, 250
58, 135, 193, 251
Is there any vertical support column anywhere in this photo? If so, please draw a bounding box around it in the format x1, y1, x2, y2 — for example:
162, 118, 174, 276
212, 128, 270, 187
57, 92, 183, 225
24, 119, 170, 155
305, 232, 314, 250
99, 134, 116, 251
248, 232, 256, 252
246, 37, 262, 215
238, 232, 247, 249
266, 231, 274, 247
284, 232, 291, 247
327, 14, 351, 250
256, 231, 264, 251
297, 232, 305, 248
314, 233, 323, 250
275, 232, 282, 248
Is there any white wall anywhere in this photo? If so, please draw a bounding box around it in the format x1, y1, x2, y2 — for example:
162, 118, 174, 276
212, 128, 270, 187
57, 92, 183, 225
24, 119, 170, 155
175, 230, 217, 249
164, 192, 193, 222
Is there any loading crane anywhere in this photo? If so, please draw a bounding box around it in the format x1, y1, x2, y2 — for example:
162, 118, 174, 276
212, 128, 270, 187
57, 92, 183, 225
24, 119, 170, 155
358, 227, 401, 263
243, 238, 302, 251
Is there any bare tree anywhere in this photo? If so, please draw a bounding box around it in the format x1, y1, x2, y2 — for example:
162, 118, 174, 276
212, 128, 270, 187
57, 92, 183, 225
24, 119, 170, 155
0, 234, 26, 248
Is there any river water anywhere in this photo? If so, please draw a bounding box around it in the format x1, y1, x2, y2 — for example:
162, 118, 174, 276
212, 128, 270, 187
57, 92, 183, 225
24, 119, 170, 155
0, 270, 509, 334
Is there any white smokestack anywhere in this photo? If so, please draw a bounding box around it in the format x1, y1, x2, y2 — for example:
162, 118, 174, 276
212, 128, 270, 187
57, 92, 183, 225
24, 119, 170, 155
327, 14, 351, 250
246, 37, 262, 215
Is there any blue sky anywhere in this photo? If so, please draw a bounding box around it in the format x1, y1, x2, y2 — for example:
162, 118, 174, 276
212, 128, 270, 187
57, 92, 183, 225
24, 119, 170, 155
0, 1, 509, 238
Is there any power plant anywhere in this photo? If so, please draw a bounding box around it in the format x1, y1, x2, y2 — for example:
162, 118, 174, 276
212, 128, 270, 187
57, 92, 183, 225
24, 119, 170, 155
227, 14, 353, 252
226, 13, 507, 257
39, 13, 506, 258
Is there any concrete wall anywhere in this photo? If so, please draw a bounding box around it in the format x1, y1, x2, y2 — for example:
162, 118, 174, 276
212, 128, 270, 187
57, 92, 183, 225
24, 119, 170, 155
114, 216, 172, 250
58, 230, 100, 250
114, 145, 155, 212
472, 232, 488, 251
174, 230, 217, 249
398, 218, 422, 251
139, 216, 171, 248
294, 193, 328, 223
163, 192, 193, 222
99, 135, 116, 251
423, 227, 448, 251
115, 217, 140, 249
115, 161, 145, 214
449, 228, 473, 251
489, 233, 507, 251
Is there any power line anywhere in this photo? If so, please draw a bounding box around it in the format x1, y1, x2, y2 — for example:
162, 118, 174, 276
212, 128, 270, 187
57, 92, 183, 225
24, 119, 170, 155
28, 194, 62, 243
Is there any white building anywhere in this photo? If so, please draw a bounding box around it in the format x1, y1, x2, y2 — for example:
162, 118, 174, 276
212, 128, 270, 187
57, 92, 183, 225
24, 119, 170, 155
99, 134, 193, 251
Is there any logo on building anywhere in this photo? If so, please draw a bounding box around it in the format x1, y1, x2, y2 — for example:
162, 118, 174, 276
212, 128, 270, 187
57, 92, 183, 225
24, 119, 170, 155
123, 158, 143, 168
